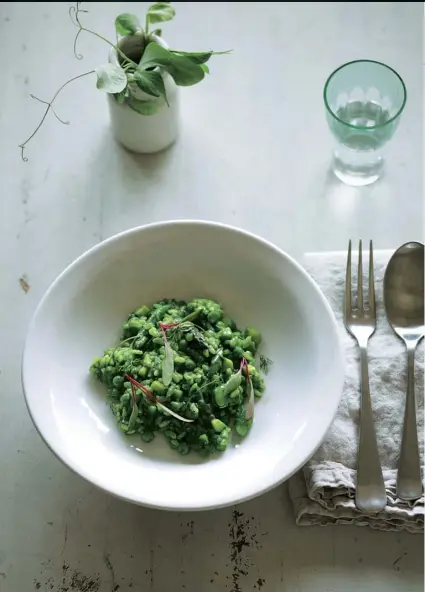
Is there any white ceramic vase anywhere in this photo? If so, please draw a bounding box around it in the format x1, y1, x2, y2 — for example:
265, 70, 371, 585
108, 34, 180, 154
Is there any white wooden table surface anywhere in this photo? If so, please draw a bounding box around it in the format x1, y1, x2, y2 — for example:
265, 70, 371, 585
0, 2, 423, 591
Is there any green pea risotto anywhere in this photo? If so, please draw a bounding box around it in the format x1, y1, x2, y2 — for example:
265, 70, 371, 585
90, 298, 267, 455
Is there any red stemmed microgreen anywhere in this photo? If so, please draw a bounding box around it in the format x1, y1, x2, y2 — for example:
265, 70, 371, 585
124, 374, 194, 423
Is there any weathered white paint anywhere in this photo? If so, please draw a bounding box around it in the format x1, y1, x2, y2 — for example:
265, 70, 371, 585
0, 2, 423, 591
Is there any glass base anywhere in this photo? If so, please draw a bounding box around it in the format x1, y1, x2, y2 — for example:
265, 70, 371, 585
332, 148, 384, 186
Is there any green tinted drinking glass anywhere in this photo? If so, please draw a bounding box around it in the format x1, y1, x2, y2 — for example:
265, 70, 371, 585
324, 59, 407, 186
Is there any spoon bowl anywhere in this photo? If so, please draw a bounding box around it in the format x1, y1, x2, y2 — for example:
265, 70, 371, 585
384, 241, 424, 501
384, 242, 424, 337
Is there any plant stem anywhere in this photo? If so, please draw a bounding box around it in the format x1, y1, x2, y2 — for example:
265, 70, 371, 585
145, 14, 149, 36
80, 26, 139, 67
19, 70, 94, 161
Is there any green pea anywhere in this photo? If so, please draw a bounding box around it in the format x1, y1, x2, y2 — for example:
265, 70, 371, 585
135, 335, 147, 349
189, 403, 199, 419
120, 393, 130, 404
211, 419, 227, 433
178, 442, 190, 455
246, 327, 262, 346
128, 318, 144, 333
172, 372, 183, 383
171, 401, 183, 411
113, 376, 124, 388
169, 439, 179, 449
223, 371, 242, 395
148, 405, 157, 416
215, 434, 229, 451
164, 430, 177, 440
229, 387, 242, 402
214, 385, 227, 408
135, 305, 150, 317
151, 380, 166, 395
199, 434, 209, 446
207, 311, 221, 324
219, 327, 233, 340
243, 351, 254, 363
143, 354, 153, 367
229, 337, 238, 349
236, 418, 253, 436
184, 372, 195, 385
222, 316, 235, 329
137, 366, 148, 378
174, 356, 186, 365
233, 346, 244, 358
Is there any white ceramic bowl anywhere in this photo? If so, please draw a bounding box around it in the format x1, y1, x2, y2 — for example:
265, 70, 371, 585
22, 221, 344, 510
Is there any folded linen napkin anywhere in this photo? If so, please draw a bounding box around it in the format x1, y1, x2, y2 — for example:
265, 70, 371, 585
288, 249, 424, 533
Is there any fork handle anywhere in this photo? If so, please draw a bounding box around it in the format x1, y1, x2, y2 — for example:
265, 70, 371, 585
356, 346, 387, 513
397, 344, 423, 501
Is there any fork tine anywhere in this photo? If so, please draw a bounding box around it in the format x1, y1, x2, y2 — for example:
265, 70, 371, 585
369, 240, 375, 316
357, 239, 363, 312
345, 240, 352, 320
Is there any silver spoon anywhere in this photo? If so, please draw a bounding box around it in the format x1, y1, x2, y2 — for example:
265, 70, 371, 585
384, 241, 424, 501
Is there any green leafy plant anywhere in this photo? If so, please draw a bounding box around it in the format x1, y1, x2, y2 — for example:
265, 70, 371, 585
20, 2, 230, 161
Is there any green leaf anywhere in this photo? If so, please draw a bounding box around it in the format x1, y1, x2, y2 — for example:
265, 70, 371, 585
128, 403, 139, 431
162, 341, 174, 386
169, 49, 232, 64
114, 89, 127, 104
200, 63, 209, 74
95, 64, 127, 93
128, 97, 158, 115
245, 379, 255, 420
169, 50, 213, 64
166, 54, 205, 86
133, 70, 167, 102
115, 13, 141, 36
139, 43, 205, 87
146, 2, 175, 25
138, 41, 173, 68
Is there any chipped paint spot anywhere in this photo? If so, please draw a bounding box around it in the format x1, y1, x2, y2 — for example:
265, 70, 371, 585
104, 554, 119, 591
19, 276, 30, 293
228, 510, 251, 592
36, 566, 100, 592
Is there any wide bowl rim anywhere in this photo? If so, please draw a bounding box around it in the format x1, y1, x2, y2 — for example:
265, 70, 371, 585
22, 219, 345, 511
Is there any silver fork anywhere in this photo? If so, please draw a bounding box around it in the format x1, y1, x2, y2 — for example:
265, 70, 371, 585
344, 239, 386, 513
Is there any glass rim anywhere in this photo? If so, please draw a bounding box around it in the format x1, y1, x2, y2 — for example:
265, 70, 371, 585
323, 59, 407, 130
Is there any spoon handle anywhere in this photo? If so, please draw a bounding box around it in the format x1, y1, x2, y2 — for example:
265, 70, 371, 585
397, 344, 423, 501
